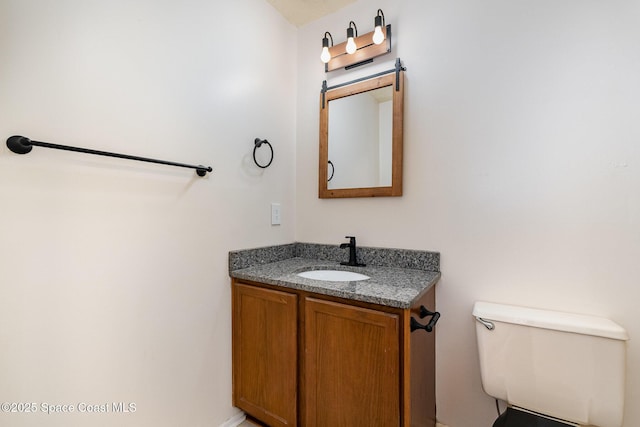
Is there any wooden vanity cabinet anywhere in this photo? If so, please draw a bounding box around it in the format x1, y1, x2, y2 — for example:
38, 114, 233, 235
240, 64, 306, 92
232, 282, 298, 426
304, 298, 400, 426
231, 278, 436, 427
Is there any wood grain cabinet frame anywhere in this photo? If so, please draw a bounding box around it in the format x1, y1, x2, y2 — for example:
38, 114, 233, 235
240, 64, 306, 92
231, 278, 436, 427
232, 282, 298, 426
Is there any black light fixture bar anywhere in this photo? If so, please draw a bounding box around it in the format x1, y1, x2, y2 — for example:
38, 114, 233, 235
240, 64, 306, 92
6, 135, 212, 177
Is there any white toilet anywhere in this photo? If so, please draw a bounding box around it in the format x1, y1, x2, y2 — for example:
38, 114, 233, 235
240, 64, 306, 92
473, 301, 629, 427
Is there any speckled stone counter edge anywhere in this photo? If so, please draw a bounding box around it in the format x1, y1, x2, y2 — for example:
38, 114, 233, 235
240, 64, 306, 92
229, 242, 440, 273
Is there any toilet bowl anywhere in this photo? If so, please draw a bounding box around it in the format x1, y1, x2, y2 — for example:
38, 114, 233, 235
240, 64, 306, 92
473, 301, 629, 427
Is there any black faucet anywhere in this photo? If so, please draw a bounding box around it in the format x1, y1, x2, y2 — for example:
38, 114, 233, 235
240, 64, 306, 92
339, 236, 366, 267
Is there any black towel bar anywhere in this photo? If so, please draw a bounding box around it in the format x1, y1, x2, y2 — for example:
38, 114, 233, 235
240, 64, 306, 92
6, 135, 212, 177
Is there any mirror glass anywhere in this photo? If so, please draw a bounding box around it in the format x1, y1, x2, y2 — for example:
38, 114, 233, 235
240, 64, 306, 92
319, 71, 403, 198
328, 85, 393, 190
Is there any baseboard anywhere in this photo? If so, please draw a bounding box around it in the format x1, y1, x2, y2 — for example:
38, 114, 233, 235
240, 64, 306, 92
221, 412, 447, 427
219, 411, 246, 427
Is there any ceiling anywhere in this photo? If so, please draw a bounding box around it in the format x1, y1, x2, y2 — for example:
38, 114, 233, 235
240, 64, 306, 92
266, 0, 357, 26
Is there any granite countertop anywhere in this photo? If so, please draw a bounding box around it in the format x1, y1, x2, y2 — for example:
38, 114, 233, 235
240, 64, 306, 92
229, 243, 440, 309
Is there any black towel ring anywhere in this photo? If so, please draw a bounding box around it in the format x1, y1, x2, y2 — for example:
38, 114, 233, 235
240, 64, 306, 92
327, 160, 334, 181
253, 138, 273, 168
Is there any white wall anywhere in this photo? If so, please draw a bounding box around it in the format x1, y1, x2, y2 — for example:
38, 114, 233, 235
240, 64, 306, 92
0, 0, 296, 426
296, 1, 640, 427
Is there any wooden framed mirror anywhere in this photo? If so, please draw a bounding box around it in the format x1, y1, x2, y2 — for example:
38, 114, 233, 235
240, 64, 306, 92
319, 71, 404, 198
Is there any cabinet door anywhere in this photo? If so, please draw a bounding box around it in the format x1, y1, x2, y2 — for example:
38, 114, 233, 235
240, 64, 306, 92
232, 282, 297, 427
304, 298, 400, 427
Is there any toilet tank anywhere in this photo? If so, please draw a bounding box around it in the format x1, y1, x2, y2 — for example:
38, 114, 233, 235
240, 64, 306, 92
473, 301, 628, 427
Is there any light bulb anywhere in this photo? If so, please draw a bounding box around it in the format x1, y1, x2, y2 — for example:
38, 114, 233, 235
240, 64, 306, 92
346, 24, 357, 55
320, 46, 331, 63
346, 37, 357, 54
373, 26, 385, 45
373, 11, 385, 45
320, 33, 332, 64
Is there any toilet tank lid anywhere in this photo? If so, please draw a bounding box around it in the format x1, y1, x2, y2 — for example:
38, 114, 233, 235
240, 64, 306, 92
473, 301, 629, 341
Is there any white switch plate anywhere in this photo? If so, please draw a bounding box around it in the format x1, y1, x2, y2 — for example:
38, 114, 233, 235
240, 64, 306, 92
271, 203, 281, 225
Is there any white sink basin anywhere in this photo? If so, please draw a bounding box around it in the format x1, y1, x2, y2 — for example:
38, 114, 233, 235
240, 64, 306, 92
297, 270, 370, 282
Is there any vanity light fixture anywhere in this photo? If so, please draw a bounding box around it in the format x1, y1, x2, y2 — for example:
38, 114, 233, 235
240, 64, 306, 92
372, 9, 385, 45
320, 32, 333, 63
320, 9, 392, 72
345, 21, 358, 54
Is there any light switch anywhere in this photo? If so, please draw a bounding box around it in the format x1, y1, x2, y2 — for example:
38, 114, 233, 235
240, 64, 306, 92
271, 203, 281, 225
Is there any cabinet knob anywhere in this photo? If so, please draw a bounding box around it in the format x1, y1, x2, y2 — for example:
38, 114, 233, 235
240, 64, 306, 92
410, 305, 440, 333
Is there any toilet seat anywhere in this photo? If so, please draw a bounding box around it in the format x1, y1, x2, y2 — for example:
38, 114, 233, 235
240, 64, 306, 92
493, 407, 576, 427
